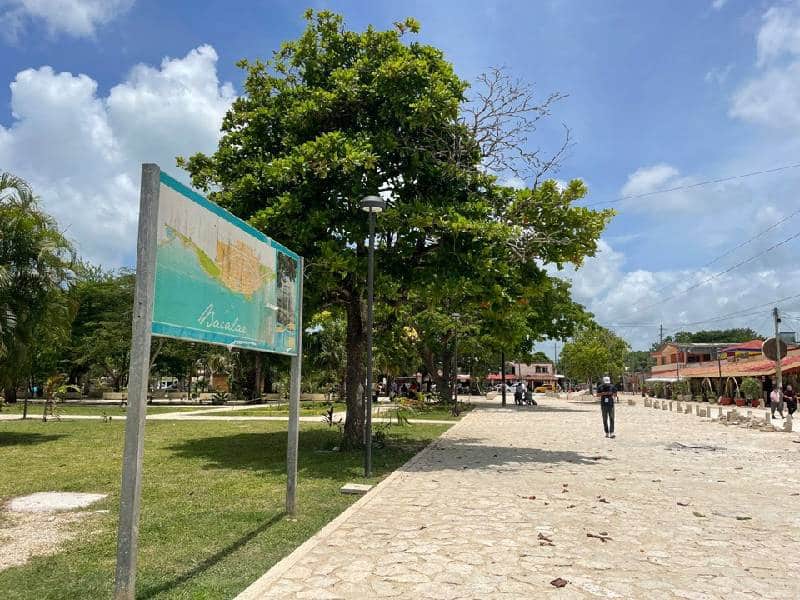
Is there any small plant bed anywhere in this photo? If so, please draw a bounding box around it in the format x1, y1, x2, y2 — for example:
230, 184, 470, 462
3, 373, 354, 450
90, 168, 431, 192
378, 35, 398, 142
221, 401, 348, 417
375, 402, 475, 421
0, 419, 449, 598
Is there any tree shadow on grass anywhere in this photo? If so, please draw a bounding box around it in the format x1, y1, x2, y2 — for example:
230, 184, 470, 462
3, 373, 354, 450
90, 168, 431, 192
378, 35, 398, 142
167, 428, 609, 477
0, 432, 66, 447
166, 429, 428, 480
138, 511, 285, 599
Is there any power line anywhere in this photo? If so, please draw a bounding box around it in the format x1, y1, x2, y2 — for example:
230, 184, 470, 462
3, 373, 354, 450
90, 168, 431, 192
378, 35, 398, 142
644, 203, 800, 299
637, 229, 800, 312
584, 161, 800, 208
701, 205, 800, 270
658, 292, 800, 336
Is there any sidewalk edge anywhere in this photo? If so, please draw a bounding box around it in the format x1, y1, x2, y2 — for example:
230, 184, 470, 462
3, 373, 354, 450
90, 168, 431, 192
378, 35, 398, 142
235, 410, 476, 599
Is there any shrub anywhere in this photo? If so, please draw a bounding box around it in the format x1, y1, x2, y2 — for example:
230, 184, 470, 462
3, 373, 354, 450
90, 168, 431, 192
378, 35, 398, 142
740, 377, 761, 401
211, 391, 229, 405
673, 379, 690, 397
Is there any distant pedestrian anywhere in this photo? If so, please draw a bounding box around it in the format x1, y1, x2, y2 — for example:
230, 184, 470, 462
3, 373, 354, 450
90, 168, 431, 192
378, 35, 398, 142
762, 376, 773, 409
785, 385, 797, 416
524, 386, 536, 406
597, 376, 616, 438
514, 382, 524, 406
770, 387, 785, 419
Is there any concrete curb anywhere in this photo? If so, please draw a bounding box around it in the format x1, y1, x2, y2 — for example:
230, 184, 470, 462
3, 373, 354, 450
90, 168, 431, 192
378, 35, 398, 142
235, 408, 477, 599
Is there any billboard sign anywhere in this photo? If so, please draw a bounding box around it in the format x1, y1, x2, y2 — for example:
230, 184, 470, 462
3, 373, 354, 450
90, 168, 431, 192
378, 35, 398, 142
151, 172, 301, 355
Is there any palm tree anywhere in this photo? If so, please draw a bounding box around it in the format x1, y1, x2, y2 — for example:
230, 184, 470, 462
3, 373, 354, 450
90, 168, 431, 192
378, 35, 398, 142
0, 172, 75, 403
205, 352, 231, 390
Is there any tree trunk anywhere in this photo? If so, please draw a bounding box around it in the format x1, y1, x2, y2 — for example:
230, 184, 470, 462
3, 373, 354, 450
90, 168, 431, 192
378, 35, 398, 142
437, 348, 454, 405
254, 352, 264, 401
342, 293, 366, 449
3, 386, 18, 404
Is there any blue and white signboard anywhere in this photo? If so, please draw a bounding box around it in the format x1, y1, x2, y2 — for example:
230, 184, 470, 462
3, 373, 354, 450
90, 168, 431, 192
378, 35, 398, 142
152, 172, 301, 355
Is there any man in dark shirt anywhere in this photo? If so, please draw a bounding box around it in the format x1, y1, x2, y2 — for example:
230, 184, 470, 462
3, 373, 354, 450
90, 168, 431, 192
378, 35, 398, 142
597, 376, 616, 438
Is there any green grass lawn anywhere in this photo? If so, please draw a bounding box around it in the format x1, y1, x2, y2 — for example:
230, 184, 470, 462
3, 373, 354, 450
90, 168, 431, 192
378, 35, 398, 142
0, 419, 448, 599
0, 404, 201, 416
375, 402, 475, 421
221, 401, 348, 417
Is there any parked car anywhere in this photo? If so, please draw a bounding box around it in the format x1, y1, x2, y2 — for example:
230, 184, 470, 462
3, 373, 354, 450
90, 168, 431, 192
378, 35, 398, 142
492, 383, 516, 393
534, 384, 557, 393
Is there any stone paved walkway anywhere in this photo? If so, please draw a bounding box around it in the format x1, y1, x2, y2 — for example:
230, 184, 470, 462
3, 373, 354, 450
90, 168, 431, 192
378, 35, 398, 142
238, 394, 800, 599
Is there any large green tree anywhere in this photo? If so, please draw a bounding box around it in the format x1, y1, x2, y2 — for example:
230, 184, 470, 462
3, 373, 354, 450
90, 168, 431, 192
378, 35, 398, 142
0, 173, 75, 402
652, 328, 762, 351
65, 267, 134, 391
561, 324, 629, 386
181, 11, 611, 445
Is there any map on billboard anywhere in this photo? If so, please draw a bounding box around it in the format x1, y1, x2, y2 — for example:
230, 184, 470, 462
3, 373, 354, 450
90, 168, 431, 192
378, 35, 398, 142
151, 171, 301, 355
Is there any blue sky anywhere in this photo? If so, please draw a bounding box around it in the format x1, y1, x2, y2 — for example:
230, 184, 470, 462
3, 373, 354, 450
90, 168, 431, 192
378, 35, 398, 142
2, 0, 800, 350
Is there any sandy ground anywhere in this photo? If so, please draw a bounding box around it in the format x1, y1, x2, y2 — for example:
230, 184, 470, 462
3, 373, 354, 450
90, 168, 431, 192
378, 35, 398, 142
0, 492, 106, 573
238, 394, 800, 599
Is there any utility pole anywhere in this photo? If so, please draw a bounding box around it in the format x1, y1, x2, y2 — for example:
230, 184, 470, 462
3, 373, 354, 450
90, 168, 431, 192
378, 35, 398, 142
553, 341, 558, 372
774, 307, 783, 404
659, 323, 663, 346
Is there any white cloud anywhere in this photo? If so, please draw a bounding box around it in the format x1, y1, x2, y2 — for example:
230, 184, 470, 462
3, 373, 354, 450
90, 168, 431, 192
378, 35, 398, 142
0, 44, 235, 266
756, 4, 800, 66
558, 238, 799, 350
621, 164, 680, 197
498, 175, 526, 190
704, 64, 733, 86
618, 163, 708, 213
730, 61, 800, 129
731, 3, 800, 130
0, 0, 133, 41
711, 0, 728, 10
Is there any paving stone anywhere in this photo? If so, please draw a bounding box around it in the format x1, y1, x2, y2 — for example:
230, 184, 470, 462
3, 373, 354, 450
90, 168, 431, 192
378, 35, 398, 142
237, 394, 800, 599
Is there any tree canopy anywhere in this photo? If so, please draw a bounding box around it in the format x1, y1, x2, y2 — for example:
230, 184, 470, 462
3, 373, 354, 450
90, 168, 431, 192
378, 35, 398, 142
561, 325, 630, 384
0, 173, 75, 402
180, 10, 613, 445
653, 328, 763, 350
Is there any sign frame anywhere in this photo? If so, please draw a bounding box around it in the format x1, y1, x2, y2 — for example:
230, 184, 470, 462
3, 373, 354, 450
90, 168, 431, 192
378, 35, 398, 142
113, 164, 304, 599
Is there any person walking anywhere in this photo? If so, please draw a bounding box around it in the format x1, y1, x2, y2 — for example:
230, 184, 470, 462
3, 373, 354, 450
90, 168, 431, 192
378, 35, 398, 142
784, 384, 797, 416
514, 382, 524, 406
762, 376, 773, 409
597, 376, 616, 438
770, 387, 785, 419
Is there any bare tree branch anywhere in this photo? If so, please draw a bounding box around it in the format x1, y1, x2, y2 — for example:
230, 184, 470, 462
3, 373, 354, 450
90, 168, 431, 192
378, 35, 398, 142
460, 66, 573, 186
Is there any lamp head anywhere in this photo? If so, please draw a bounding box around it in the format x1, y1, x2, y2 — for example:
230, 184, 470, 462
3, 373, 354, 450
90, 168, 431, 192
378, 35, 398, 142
360, 195, 386, 213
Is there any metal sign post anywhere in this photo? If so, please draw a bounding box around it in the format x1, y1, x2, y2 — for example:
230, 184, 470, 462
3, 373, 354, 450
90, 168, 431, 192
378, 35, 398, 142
286, 258, 304, 514
773, 308, 784, 402
113, 164, 304, 597
114, 164, 160, 600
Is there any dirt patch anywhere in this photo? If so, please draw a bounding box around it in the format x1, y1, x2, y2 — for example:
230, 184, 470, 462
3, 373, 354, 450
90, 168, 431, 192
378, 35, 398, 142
0, 511, 91, 571
0, 492, 107, 572
7, 491, 106, 512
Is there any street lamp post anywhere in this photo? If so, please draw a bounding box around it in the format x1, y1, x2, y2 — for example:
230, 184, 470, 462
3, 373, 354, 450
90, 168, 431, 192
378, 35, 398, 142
451, 313, 460, 415
501, 350, 506, 406
361, 195, 386, 478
